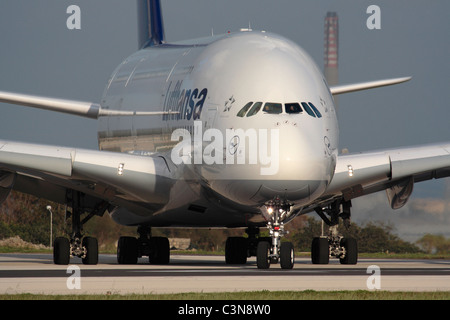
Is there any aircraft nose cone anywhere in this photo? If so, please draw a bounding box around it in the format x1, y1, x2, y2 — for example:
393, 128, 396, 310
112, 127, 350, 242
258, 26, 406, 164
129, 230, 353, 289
251, 124, 330, 203
203, 122, 332, 206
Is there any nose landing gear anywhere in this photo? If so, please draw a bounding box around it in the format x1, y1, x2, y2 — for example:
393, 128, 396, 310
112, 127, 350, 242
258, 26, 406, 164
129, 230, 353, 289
224, 197, 295, 269
256, 197, 294, 269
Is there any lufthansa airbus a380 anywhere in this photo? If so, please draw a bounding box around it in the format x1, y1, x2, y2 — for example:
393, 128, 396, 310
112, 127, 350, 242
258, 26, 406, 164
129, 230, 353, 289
0, 1, 449, 269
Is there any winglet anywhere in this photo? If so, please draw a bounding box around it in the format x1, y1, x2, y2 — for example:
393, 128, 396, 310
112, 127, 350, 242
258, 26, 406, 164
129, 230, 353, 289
329, 76, 412, 95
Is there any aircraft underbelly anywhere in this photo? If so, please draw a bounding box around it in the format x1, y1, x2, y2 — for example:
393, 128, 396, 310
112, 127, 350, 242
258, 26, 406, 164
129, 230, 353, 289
108, 195, 266, 228
108, 174, 327, 228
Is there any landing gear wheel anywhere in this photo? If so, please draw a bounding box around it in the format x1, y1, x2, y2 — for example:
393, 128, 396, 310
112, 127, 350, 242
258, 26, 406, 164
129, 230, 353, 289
314, 199, 359, 264
117, 236, 138, 264
82, 236, 98, 265
339, 238, 358, 264
311, 237, 329, 264
53, 237, 70, 265
280, 242, 294, 269
225, 237, 248, 264
53, 190, 108, 265
149, 237, 170, 265
256, 241, 271, 269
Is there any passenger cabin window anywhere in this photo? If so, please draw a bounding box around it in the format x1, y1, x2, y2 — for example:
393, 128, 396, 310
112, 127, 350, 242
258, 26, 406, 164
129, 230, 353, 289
285, 103, 302, 114
246, 102, 263, 117
262, 103, 282, 114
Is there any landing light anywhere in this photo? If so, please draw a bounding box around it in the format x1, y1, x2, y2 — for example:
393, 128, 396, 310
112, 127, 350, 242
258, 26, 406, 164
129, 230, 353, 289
118, 163, 125, 176
347, 165, 354, 177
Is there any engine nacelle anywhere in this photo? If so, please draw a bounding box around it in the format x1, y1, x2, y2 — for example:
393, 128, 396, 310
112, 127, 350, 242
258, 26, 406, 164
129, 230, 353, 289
386, 176, 414, 210
0, 171, 16, 204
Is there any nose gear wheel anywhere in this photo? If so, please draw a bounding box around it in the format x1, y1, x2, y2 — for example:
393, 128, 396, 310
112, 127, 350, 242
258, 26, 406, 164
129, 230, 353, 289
256, 197, 294, 269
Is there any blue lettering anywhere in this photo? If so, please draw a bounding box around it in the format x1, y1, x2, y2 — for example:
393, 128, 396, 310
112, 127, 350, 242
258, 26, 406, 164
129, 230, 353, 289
162, 81, 173, 121
187, 89, 198, 120
164, 86, 208, 121
193, 88, 208, 120
185, 89, 193, 120
176, 89, 186, 120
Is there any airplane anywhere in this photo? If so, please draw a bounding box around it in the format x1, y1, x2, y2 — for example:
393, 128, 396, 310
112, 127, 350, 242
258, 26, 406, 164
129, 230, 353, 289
0, 0, 449, 269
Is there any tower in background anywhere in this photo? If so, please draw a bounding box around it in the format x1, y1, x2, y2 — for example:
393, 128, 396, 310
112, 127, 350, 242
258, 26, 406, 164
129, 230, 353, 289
324, 12, 339, 87
325, 11, 344, 153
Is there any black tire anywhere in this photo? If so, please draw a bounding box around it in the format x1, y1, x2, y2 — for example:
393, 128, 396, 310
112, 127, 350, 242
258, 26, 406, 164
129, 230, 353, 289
117, 236, 138, 264
225, 237, 248, 264
280, 242, 294, 269
311, 237, 329, 264
256, 241, 271, 269
149, 237, 170, 265
53, 237, 70, 265
339, 238, 358, 265
82, 236, 98, 265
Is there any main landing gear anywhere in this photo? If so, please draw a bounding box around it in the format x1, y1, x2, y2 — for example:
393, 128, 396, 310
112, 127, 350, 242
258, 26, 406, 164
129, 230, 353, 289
51, 190, 170, 266
117, 226, 170, 265
225, 197, 295, 269
313, 199, 358, 264
53, 191, 109, 265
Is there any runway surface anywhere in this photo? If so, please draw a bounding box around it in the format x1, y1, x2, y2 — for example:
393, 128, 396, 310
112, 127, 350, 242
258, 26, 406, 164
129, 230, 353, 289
0, 253, 449, 294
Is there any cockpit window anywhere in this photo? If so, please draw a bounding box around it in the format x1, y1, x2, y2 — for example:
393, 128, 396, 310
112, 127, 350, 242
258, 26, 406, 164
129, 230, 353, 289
301, 102, 316, 117
237, 100, 322, 118
237, 102, 253, 117
308, 102, 322, 118
262, 103, 282, 114
246, 102, 263, 117
285, 103, 303, 114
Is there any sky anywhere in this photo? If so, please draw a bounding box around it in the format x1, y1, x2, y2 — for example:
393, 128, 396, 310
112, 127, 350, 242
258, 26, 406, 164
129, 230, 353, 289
0, 0, 449, 241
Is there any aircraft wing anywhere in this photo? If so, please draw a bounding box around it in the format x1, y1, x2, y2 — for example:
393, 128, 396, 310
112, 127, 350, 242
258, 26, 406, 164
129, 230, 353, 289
0, 91, 177, 118
322, 142, 450, 209
329, 77, 411, 95
0, 140, 174, 212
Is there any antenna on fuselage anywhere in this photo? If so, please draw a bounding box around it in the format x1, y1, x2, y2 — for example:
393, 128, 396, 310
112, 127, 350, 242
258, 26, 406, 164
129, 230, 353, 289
240, 22, 253, 32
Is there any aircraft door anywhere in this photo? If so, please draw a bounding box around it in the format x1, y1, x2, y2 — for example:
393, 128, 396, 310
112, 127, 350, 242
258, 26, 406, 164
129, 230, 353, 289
204, 105, 218, 130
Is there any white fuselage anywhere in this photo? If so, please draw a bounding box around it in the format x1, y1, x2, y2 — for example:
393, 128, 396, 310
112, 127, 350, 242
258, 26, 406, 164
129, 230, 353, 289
99, 31, 339, 227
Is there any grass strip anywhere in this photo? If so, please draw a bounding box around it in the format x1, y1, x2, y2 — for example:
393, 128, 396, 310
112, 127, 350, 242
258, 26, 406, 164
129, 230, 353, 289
1, 290, 449, 300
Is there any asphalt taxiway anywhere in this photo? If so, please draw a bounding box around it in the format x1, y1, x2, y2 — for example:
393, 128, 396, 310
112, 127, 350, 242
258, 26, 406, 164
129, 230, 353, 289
0, 253, 449, 294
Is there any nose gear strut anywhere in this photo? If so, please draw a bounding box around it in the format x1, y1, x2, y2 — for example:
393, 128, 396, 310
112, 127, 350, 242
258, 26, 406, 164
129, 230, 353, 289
257, 197, 295, 269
